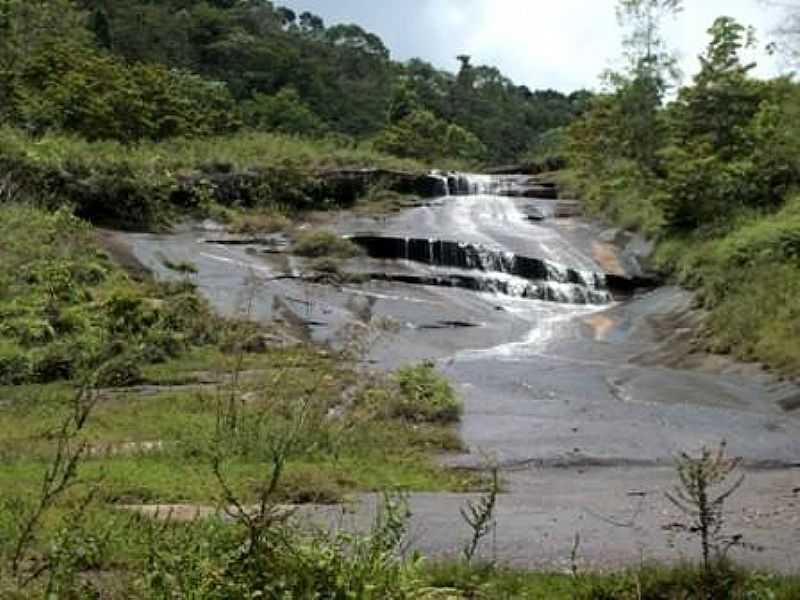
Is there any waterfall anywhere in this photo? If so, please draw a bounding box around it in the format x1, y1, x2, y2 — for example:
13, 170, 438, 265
346, 235, 612, 306
429, 170, 450, 197
426, 172, 526, 196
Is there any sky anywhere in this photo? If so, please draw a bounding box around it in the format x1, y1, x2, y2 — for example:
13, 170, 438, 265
278, 0, 794, 92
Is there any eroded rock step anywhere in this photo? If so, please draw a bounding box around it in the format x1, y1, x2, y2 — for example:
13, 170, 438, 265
346, 236, 615, 305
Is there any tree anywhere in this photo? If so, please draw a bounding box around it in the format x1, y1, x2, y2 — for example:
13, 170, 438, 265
607, 0, 683, 170
673, 16, 760, 154
373, 110, 484, 162
658, 17, 768, 229
298, 11, 324, 38
241, 87, 327, 136
387, 82, 421, 124
325, 24, 389, 60
0, 0, 92, 122
276, 7, 296, 28
89, 8, 112, 50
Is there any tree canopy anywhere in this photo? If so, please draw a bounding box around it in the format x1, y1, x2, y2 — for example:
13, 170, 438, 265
1, 0, 587, 162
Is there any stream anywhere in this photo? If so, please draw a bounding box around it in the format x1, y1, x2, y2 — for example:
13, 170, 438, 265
117, 173, 800, 570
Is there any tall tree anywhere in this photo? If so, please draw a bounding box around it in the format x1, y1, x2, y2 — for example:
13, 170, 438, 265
672, 16, 760, 154
608, 0, 683, 170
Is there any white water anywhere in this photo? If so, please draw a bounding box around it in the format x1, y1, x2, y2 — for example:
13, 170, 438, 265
423, 172, 613, 360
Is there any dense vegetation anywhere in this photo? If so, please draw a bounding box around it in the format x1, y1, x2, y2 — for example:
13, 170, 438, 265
0, 206, 223, 385
0, 0, 585, 164
563, 0, 800, 375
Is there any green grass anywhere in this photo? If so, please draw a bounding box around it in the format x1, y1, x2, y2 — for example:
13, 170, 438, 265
0, 127, 425, 177
423, 561, 800, 599
290, 228, 363, 259
0, 344, 474, 507
652, 196, 800, 375
0, 127, 430, 228
0, 205, 221, 385
227, 209, 292, 234
352, 188, 423, 217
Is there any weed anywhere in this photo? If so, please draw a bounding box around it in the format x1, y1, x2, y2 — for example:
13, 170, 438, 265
228, 210, 291, 234
290, 228, 363, 259
460, 464, 500, 564
664, 440, 752, 598
392, 361, 463, 425
161, 259, 198, 275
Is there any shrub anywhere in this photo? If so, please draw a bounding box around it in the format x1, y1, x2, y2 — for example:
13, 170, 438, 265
240, 87, 327, 137
0, 342, 32, 385
31, 343, 77, 383
291, 229, 362, 259
392, 361, 462, 424
309, 257, 342, 275
94, 355, 144, 388
228, 210, 291, 234
374, 109, 485, 161
0, 206, 222, 385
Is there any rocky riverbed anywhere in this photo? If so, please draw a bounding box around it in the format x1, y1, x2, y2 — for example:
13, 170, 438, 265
112, 173, 800, 572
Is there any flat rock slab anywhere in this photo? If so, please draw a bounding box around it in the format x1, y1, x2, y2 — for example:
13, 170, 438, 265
115, 466, 800, 572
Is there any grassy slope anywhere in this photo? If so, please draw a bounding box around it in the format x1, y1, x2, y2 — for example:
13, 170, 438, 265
653, 196, 800, 373
0, 127, 436, 229
558, 167, 800, 377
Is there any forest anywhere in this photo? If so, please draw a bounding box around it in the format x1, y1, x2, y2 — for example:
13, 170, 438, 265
1, 0, 586, 163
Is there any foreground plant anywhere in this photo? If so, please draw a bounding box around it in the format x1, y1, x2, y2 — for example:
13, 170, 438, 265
460, 464, 500, 564
664, 440, 754, 597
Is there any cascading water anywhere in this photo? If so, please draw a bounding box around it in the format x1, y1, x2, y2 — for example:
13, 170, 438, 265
429, 170, 451, 197
346, 236, 612, 306
429, 172, 516, 196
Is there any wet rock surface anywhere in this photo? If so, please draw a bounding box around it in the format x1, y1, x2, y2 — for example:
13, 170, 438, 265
112, 173, 800, 571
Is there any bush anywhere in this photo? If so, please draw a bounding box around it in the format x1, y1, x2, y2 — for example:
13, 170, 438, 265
392, 361, 462, 424
31, 343, 77, 383
0, 342, 32, 385
228, 210, 291, 234
94, 355, 144, 388
240, 87, 327, 137
374, 110, 485, 161
291, 229, 362, 259
0, 206, 222, 385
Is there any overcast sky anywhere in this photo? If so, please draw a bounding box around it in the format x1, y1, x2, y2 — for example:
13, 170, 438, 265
278, 0, 793, 92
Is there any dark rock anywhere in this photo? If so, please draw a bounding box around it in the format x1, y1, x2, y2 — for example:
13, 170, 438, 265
419, 320, 480, 329
524, 206, 546, 221
499, 185, 558, 200
554, 200, 583, 218
605, 273, 662, 298
778, 393, 800, 412
318, 168, 446, 200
